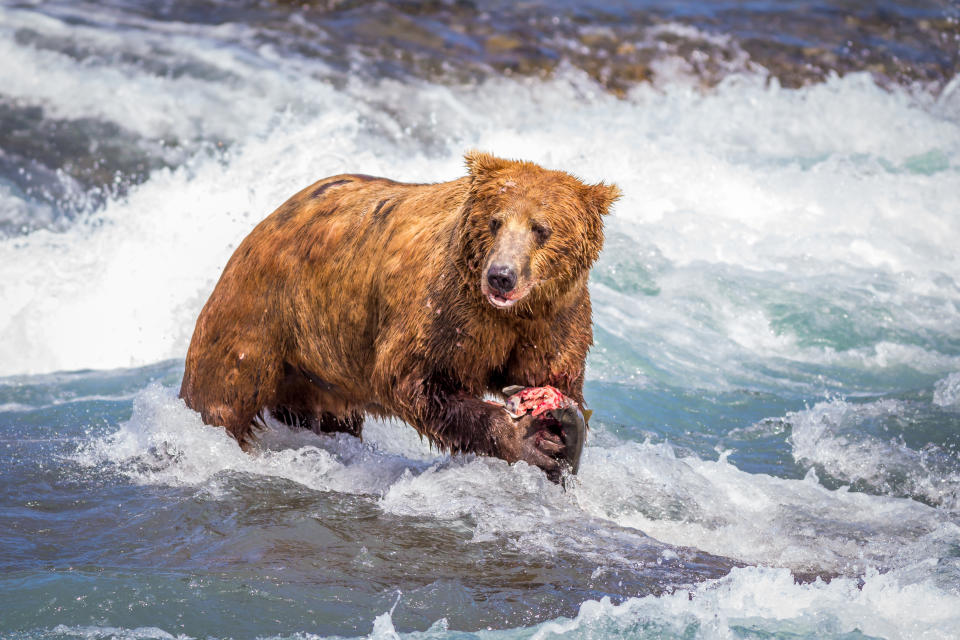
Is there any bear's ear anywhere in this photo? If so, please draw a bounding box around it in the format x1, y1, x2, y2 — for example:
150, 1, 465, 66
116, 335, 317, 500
581, 181, 622, 216
464, 150, 511, 183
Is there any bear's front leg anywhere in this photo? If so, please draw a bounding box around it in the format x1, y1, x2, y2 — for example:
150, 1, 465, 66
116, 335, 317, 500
398, 385, 569, 482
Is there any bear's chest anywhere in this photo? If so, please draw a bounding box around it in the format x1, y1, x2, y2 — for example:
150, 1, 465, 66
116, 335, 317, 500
436, 313, 555, 391
446, 319, 514, 370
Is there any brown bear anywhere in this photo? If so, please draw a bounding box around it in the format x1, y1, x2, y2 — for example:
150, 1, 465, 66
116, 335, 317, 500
179, 151, 619, 481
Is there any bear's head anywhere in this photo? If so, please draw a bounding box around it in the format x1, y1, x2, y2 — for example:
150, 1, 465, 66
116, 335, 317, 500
458, 151, 620, 314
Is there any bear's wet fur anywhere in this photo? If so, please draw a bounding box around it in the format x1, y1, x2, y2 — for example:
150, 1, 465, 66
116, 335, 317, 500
179, 151, 619, 480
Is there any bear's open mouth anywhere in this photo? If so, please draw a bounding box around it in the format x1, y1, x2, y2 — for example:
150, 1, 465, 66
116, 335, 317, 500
481, 278, 539, 309
487, 291, 518, 308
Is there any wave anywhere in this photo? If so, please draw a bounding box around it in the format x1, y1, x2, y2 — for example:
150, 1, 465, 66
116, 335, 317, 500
528, 564, 960, 640
21, 563, 960, 640
1, 69, 958, 391
785, 397, 960, 511
934, 372, 960, 409
73, 385, 959, 579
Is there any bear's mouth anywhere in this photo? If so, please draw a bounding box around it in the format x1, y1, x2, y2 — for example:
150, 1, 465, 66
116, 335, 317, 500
481, 278, 538, 309
486, 291, 518, 308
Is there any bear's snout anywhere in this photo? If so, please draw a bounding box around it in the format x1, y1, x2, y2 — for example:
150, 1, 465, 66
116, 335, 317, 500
486, 264, 517, 295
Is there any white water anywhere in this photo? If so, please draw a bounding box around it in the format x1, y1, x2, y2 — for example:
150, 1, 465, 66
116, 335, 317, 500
0, 12, 958, 385
934, 372, 960, 408
75, 385, 960, 576
71, 384, 960, 638
526, 565, 960, 640
786, 398, 960, 510
28, 564, 960, 640
5, 6, 960, 638
358, 565, 960, 640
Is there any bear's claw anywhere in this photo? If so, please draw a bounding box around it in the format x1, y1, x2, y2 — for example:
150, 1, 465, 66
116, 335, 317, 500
551, 404, 587, 476
503, 386, 587, 482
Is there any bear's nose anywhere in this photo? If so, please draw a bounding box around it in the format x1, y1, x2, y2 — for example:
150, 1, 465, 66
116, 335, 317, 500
487, 264, 517, 294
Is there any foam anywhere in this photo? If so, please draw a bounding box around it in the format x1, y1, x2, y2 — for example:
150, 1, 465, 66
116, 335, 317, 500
26, 564, 960, 640
1, 65, 957, 390
530, 564, 960, 640
78, 386, 656, 568
73, 384, 437, 497
0, 5, 324, 143
572, 440, 958, 575
78, 386, 958, 579
6, 6, 960, 639
63, 381, 960, 639
934, 372, 960, 408
787, 398, 960, 510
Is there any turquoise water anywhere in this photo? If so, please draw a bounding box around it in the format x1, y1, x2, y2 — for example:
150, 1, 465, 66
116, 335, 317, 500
1, 1, 960, 638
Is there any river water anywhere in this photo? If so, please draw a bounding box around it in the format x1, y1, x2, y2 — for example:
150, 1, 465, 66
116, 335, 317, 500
1, 1, 959, 638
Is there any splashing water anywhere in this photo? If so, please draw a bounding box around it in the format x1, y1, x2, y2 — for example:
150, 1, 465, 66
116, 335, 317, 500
2, 1, 960, 639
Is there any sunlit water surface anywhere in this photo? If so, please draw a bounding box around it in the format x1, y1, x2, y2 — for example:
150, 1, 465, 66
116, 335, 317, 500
1, 1, 959, 639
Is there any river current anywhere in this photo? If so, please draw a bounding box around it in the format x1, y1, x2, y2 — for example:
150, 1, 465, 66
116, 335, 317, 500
1, 1, 959, 638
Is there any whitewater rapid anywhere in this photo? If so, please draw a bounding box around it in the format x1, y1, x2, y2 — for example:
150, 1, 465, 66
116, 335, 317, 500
64, 382, 960, 638
2, 2, 960, 638
2, 68, 959, 387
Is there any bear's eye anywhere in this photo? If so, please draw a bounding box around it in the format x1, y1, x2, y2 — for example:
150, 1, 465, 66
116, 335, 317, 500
489, 218, 502, 235
532, 223, 552, 245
